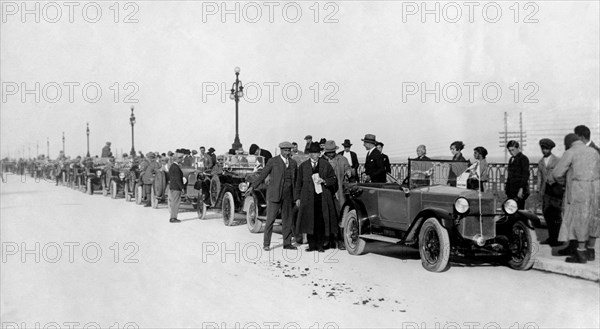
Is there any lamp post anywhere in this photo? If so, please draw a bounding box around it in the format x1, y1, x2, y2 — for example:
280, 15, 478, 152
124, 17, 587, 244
129, 106, 136, 157
86, 123, 90, 157
62, 132, 65, 155
229, 67, 244, 150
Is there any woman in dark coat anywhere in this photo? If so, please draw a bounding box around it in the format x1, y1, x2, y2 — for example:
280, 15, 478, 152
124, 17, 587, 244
295, 144, 338, 252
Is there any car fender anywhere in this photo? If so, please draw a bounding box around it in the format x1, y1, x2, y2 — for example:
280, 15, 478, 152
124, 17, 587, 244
404, 208, 454, 244
340, 199, 371, 235
497, 210, 540, 230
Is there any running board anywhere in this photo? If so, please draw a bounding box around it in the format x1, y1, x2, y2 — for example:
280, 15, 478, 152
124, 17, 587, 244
359, 234, 402, 244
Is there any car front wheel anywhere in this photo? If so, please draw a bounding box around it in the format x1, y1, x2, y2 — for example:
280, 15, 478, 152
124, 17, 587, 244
343, 210, 366, 255
111, 181, 117, 199
135, 184, 143, 205
418, 218, 450, 272
246, 196, 263, 233
507, 220, 537, 271
222, 191, 235, 226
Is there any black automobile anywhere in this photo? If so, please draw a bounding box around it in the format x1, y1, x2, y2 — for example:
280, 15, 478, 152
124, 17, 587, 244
84, 158, 108, 195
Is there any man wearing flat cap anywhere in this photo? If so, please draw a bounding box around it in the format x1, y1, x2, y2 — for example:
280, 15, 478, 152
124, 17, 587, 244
303, 135, 314, 154
140, 152, 161, 207
101, 142, 113, 158
168, 152, 185, 223
537, 138, 563, 246
249, 144, 273, 164
362, 134, 386, 183
250, 141, 298, 250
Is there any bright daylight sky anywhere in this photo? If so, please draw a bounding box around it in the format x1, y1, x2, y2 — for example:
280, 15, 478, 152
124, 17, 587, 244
1, 0, 599, 163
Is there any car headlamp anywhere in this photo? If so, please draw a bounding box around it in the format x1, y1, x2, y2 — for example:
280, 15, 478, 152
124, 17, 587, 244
454, 197, 469, 214
503, 199, 518, 215
96, 170, 102, 176
239, 182, 249, 192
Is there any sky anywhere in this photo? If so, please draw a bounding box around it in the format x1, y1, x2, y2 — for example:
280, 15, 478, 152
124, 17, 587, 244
1, 0, 599, 164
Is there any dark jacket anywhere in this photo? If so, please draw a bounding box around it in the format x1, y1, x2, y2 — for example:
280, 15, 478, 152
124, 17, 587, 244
416, 155, 431, 161
168, 162, 185, 191
140, 159, 160, 184
101, 146, 112, 158
295, 158, 338, 236
364, 148, 386, 183
506, 152, 530, 198
337, 150, 359, 170
260, 149, 273, 164
381, 153, 391, 174
251, 155, 297, 202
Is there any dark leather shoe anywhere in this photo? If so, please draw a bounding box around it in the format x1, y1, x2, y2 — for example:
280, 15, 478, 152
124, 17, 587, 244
263, 246, 270, 251
587, 248, 595, 261
144, 204, 151, 207
338, 243, 346, 250
170, 218, 181, 223
318, 248, 325, 253
557, 245, 576, 256
566, 250, 587, 264
283, 245, 297, 250
305, 247, 316, 252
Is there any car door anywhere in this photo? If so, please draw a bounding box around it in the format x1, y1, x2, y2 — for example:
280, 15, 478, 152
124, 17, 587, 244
378, 187, 411, 230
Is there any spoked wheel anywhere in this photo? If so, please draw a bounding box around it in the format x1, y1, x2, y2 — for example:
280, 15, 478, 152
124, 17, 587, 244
209, 176, 221, 207
246, 196, 263, 233
222, 191, 235, 226
507, 220, 537, 271
111, 181, 117, 199
135, 184, 143, 205
343, 210, 366, 255
418, 218, 450, 272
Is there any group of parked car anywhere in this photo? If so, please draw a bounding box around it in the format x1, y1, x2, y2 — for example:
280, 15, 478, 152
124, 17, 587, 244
35, 154, 541, 273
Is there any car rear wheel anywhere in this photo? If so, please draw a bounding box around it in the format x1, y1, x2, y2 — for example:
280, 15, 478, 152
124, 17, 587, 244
135, 184, 143, 205
343, 210, 366, 255
418, 218, 450, 272
196, 198, 207, 220
210, 176, 221, 207
246, 196, 263, 233
87, 179, 92, 195
222, 191, 235, 226
111, 181, 117, 199
507, 220, 537, 271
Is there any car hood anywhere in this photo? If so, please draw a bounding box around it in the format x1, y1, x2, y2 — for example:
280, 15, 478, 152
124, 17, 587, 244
417, 185, 496, 214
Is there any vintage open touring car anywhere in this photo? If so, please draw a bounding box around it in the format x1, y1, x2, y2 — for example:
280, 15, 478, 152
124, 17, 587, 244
341, 158, 540, 272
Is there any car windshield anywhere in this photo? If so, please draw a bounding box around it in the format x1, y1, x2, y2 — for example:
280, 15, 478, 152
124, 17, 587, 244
224, 154, 264, 168
408, 158, 469, 189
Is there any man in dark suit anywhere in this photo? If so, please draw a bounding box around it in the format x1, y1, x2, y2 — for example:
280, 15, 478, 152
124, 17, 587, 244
338, 139, 359, 181
362, 134, 386, 183
168, 152, 185, 223
249, 144, 273, 164
303, 135, 314, 154
376, 142, 391, 174
416, 145, 430, 160
506, 140, 530, 210
249, 142, 297, 251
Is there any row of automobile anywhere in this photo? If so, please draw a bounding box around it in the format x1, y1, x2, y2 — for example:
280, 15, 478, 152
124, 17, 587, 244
51, 154, 540, 273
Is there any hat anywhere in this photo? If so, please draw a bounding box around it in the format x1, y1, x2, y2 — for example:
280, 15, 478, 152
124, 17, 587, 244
208, 147, 215, 153
324, 140, 339, 153
307, 143, 322, 154
319, 138, 327, 145
174, 152, 185, 159
342, 139, 352, 147
167, 151, 174, 156
192, 150, 198, 155
146, 152, 156, 159
361, 134, 377, 144
106, 141, 111, 145
249, 144, 259, 155
564, 133, 580, 150
376, 142, 384, 147
304, 135, 312, 140
279, 141, 293, 149
539, 138, 556, 149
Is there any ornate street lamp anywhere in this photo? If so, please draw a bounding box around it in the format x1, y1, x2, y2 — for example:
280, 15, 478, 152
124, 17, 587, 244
86, 123, 90, 157
229, 67, 244, 150
129, 106, 136, 157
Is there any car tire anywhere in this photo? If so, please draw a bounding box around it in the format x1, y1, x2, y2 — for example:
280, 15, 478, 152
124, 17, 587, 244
209, 176, 221, 207
507, 220, 537, 271
246, 196, 263, 233
135, 184, 143, 205
418, 218, 450, 273
343, 210, 366, 255
124, 183, 131, 202
87, 179, 92, 195
111, 181, 117, 199
196, 198, 207, 220
222, 191, 235, 226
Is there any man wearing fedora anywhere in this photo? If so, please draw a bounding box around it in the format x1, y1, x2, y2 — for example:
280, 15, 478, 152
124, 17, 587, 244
362, 134, 386, 183
249, 142, 298, 251
339, 139, 359, 182
249, 144, 273, 164
140, 152, 160, 207
324, 140, 352, 250
168, 152, 185, 223
303, 135, 314, 154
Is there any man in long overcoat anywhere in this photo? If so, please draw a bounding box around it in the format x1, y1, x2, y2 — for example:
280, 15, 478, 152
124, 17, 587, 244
506, 140, 530, 210
537, 138, 563, 246
140, 152, 160, 207
553, 134, 600, 263
168, 153, 185, 223
295, 143, 338, 252
324, 140, 351, 250
250, 142, 298, 250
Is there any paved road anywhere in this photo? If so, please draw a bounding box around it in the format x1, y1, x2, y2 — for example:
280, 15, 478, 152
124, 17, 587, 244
1, 178, 599, 328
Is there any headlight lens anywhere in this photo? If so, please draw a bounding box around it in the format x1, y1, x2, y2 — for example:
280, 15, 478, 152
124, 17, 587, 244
96, 170, 102, 176
503, 199, 518, 215
454, 197, 469, 214
239, 182, 249, 192
119, 173, 125, 179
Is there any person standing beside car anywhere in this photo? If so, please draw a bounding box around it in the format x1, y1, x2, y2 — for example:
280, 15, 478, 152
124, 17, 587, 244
505, 140, 530, 210
141, 152, 160, 207
466, 146, 489, 192
249, 142, 298, 251
338, 139, 359, 182
362, 134, 386, 183
324, 140, 351, 250
168, 153, 185, 223
537, 139, 563, 247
